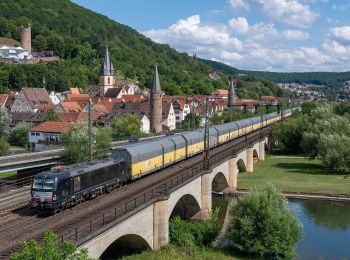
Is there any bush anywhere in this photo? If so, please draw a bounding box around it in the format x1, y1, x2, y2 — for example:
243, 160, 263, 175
0, 139, 10, 156
169, 208, 220, 247
10, 230, 93, 260
228, 184, 303, 259
8, 122, 32, 148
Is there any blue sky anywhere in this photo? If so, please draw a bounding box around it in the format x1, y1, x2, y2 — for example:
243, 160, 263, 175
73, 0, 350, 72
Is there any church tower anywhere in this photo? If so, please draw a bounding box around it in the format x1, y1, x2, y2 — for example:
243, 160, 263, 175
99, 46, 115, 96
150, 64, 163, 133
228, 75, 237, 108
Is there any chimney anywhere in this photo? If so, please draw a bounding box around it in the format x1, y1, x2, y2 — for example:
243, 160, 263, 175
21, 24, 31, 54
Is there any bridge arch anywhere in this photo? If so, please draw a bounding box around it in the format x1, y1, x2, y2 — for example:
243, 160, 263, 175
169, 194, 201, 220
237, 159, 246, 173
253, 149, 259, 162
100, 234, 151, 259
212, 172, 229, 192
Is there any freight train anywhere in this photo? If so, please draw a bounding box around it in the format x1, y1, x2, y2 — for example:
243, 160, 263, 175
30, 108, 298, 213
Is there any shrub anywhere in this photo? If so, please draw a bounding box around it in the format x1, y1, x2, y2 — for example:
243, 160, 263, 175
228, 184, 303, 259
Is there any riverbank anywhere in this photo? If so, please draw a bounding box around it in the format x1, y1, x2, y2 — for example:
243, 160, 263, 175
238, 156, 350, 196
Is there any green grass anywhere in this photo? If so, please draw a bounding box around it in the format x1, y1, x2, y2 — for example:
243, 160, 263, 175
122, 245, 249, 260
238, 156, 350, 195
0, 170, 17, 179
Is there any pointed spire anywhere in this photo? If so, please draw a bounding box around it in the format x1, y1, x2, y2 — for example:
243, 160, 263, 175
151, 63, 162, 93
100, 45, 114, 76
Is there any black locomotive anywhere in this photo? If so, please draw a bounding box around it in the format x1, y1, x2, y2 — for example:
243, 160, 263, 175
30, 159, 127, 213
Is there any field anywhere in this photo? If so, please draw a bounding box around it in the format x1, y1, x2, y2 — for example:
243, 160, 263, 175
0, 170, 17, 179
238, 156, 350, 195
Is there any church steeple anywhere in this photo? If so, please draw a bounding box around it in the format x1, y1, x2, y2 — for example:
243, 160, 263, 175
150, 63, 163, 133
228, 75, 237, 108
100, 45, 114, 76
99, 45, 116, 96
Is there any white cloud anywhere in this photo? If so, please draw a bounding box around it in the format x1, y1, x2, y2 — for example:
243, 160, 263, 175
228, 0, 250, 10
143, 14, 350, 72
228, 17, 249, 33
331, 4, 350, 11
282, 29, 310, 40
329, 26, 350, 45
256, 0, 319, 28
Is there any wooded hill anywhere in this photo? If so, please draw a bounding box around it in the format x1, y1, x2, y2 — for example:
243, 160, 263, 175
0, 0, 345, 98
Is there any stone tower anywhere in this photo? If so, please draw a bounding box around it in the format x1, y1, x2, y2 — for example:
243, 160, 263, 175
99, 46, 115, 96
228, 75, 237, 108
150, 64, 163, 133
21, 25, 31, 54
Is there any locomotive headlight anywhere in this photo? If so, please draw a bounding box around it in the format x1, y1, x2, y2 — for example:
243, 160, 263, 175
52, 195, 57, 201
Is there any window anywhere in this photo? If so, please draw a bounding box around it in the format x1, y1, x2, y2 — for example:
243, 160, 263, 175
31, 133, 35, 136
36, 133, 40, 136
108, 77, 110, 84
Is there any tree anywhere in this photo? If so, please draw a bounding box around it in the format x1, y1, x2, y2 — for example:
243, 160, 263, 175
182, 113, 200, 130
271, 114, 306, 154
301, 102, 317, 116
0, 139, 10, 156
8, 122, 32, 148
0, 107, 10, 139
61, 122, 111, 164
302, 115, 350, 171
10, 230, 93, 260
228, 184, 303, 259
44, 109, 60, 122
209, 112, 224, 125
110, 115, 141, 140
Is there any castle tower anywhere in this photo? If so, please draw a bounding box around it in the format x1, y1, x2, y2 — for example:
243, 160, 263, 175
21, 25, 31, 54
150, 64, 163, 133
99, 45, 115, 96
228, 75, 237, 108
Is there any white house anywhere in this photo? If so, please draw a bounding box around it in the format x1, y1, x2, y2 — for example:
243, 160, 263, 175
162, 102, 176, 131
29, 121, 71, 151
140, 114, 150, 134
49, 91, 62, 105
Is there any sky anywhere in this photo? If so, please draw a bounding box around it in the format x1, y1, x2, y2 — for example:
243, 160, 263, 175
72, 0, 350, 72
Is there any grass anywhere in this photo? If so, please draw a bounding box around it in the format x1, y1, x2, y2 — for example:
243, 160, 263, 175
0, 170, 17, 179
238, 156, 350, 195
121, 245, 250, 260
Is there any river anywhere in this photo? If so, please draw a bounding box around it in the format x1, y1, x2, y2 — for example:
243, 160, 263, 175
213, 196, 350, 259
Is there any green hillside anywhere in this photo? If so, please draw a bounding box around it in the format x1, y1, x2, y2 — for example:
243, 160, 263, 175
202, 59, 350, 86
0, 0, 285, 98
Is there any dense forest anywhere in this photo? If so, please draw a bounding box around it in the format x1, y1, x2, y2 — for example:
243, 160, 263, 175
0, 0, 288, 98
202, 59, 350, 86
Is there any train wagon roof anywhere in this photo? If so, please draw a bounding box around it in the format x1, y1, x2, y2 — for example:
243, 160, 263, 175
116, 140, 163, 162
235, 118, 252, 127
264, 112, 278, 119
180, 130, 204, 145
157, 137, 176, 153
250, 116, 262, 123
198, 127, 218, 136
168, 134, 186, 149
213, 123, 231, 134
225, 121, 239, 131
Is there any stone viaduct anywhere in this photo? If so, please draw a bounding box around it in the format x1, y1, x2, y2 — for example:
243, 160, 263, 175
80, 138, 267, 259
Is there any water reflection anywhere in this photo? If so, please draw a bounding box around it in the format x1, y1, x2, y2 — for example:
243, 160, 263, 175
213, 197, 350, 259
300, 199, 350, 231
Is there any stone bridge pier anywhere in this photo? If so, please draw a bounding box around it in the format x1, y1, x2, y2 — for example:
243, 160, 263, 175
80, 138, 267, 259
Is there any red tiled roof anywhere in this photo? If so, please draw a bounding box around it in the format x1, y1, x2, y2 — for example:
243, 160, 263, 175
261, 96, 276, 101
0, 94, 9, 106
30, 121, 71, 134
122, 95, 144, 102
60, 101, 82, 113
23, 88, 53, 108
69, 88, 84, 95
211, 89, 229, 95
58, 112, 100, 122
66, 93, 89, 102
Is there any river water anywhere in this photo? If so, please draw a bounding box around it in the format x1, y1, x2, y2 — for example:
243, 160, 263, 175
213, 197, 350, 259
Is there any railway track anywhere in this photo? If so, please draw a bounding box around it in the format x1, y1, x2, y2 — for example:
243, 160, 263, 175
0, 127, 269, 258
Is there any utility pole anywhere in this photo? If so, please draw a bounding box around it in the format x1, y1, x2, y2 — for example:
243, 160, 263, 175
88, 98, 93, 162
204, 98, 210, 169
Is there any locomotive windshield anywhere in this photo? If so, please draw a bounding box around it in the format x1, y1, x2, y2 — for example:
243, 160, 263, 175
32, 177, 55, 191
